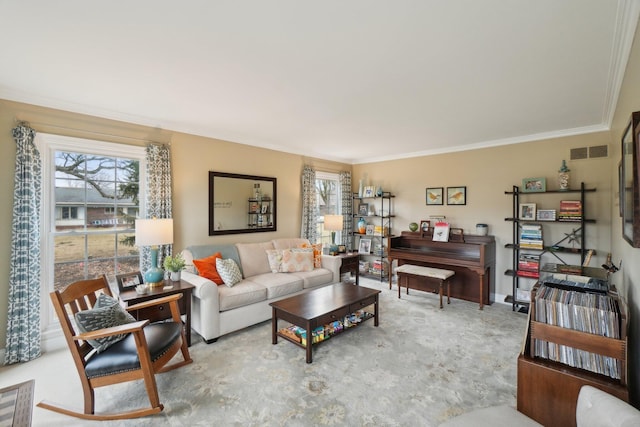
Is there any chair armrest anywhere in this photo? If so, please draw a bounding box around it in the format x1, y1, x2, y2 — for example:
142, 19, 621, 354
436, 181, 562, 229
73, 320, 149, 341
125, 293, 182, 311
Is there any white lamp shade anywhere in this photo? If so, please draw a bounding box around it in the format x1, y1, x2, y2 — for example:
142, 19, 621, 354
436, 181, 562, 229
135, 218, 174, 246
324, 215, 343, 232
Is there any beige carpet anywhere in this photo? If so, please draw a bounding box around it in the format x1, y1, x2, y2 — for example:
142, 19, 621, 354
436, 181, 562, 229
0, 278, 527, 426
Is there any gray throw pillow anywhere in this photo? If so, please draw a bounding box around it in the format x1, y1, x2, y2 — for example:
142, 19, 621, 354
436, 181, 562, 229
75, 293, 136, 353
216, 258, 243, 287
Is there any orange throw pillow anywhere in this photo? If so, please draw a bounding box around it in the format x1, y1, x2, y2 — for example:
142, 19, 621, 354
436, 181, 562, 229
193, 252, 224, 285
300, 242, 322, 268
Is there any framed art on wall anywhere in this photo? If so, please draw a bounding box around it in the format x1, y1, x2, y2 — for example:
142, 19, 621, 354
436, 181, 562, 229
446, 186, 466, 205
426, 187, 443, 205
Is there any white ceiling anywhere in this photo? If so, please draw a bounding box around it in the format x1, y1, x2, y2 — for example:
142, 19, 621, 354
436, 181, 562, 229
1, 1, 639, 164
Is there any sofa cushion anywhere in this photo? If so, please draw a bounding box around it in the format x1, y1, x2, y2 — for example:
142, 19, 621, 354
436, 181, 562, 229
266, 249, 284, 273
246, 273, 304, 299
290, 268, 335, 288
75, 294, 136, 353
184, 244, 242, 275
576, 385, 640, 427
218, 280, 268, 311
216, 258, 243, 287
236, 241, 275, 278
300, 242, 323, 268
272, 238, 310, 250
280, 248, 314, 272
192, 252, 224, 285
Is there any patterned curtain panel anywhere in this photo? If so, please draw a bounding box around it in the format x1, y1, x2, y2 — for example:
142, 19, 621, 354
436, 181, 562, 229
300, 165, 317, 242
4, 124, 42, 364
339, 171, 353, 251
141, 144, 173, 273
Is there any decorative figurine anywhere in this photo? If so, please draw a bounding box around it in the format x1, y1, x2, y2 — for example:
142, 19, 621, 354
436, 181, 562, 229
558, 160, 570, 190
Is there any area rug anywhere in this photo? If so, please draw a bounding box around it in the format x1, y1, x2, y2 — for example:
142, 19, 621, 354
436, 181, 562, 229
13, 278, 527, 426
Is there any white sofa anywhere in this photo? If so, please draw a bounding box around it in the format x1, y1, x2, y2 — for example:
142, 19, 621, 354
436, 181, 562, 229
439, 385, 640, 427
180, 238, 341, 343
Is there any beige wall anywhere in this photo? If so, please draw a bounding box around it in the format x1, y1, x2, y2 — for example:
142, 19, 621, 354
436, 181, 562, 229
354, 132, 613, 299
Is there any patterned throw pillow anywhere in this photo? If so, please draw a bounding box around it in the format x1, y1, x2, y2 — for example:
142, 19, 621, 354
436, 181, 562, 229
300, 243, 322, 268
266, 249, 284, 273
193, 252, 224, 285
74, 294, 136, 353
280, 248, 314, 272
216, 258, 243, 287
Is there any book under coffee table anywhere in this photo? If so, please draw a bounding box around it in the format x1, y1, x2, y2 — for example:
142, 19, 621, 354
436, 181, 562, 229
270, 282, 381, 363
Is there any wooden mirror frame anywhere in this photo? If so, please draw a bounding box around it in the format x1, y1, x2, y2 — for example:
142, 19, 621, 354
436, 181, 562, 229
208, 171, 277, 235
621, 111, 640, 247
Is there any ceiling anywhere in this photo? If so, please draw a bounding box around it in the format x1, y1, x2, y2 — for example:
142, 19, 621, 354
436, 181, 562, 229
1, 1, 639, 164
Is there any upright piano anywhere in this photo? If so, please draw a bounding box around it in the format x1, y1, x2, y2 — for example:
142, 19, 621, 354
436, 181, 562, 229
389, 231, 496, 309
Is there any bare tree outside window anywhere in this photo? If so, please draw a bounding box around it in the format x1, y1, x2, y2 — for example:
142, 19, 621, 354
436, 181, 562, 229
53, 151, 140, 291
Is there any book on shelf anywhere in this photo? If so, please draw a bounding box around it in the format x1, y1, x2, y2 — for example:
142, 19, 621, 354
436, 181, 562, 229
518, 253, 540, 272
558, 200, 582, 221
517, 270, 540, 278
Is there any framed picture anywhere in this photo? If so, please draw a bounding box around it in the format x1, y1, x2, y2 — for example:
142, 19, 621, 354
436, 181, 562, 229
420, 220, 430, 232
536, 209, 556, 221
116, 271, 143, 293
261, 203, 269, 214
446, 186, 466, 205
365, 224, 375, 235
358, 238, 372, 254
426, 187, 443, 205
522, 177, 546, 193
621, 112, 640, 246
358, 203, 369, 215
519, 203, 536, 220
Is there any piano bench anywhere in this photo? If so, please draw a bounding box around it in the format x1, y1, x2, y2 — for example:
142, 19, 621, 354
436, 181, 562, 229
395, 264, 455, 309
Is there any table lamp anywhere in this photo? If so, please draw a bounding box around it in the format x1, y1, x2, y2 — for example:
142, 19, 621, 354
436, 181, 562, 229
324, 214, 343, 256
135, 218, 173, 287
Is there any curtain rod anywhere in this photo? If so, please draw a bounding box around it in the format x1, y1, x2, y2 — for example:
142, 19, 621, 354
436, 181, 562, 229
13, 118, 171, 145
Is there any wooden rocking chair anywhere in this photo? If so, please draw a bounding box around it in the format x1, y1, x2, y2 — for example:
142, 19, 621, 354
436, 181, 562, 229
38, 275, 192, 420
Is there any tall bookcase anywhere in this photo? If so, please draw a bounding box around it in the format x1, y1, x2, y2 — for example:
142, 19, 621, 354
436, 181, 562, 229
504, 182, 596, 312
517, 282, 628, 426
352, 192, 394, 281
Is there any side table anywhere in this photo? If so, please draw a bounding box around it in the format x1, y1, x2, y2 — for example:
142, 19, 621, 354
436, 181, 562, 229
338, 252, 359, 285
119, 279, 194, 346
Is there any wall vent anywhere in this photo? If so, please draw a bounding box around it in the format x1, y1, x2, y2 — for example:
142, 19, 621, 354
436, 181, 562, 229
570, 145, 608, 160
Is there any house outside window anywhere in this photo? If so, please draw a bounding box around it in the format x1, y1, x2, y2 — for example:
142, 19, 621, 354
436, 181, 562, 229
60, 206, 78, 219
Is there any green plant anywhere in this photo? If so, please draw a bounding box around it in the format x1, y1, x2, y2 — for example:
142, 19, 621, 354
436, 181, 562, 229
163, 253, 186, 272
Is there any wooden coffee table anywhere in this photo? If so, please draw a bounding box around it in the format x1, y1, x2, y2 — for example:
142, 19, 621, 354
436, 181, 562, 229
270, 282, 380, 363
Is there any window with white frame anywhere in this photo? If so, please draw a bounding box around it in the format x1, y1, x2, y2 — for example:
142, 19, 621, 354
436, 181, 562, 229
315, 171, 342, 245
36, 133, 146, 332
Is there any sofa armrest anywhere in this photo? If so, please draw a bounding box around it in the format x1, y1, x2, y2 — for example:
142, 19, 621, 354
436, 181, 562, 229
181, 271, 218, 301
321, 255, 342, 283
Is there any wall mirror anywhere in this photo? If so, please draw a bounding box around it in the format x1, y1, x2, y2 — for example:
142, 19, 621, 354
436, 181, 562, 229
209, 171, 277, 235
621, 111, 640, 247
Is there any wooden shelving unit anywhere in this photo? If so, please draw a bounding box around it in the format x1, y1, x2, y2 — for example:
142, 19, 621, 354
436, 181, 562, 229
517, 283, 628, 426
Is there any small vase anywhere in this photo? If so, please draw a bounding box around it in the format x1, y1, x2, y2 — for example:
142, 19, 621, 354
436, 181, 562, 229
357, 217, 366, 234
170, 271, 181, 281
358, 180, 363, 197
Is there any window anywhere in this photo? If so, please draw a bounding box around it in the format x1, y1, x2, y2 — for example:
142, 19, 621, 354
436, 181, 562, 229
36, 133, 146, 333
315, 171, 342, 245
60, 206, 78, 219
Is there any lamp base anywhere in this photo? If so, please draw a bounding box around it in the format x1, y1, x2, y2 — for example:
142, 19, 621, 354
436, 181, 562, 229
144, 247, 165, 287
